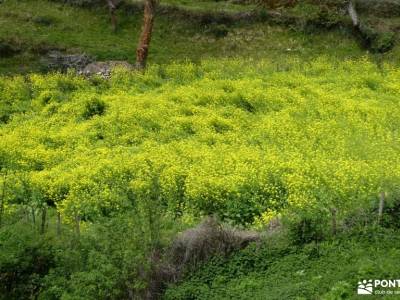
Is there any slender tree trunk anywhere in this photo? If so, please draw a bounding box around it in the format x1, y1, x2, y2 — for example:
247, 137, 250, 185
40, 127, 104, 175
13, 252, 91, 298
57, 211, 62, 236
0, 172, 7, 227
348, 0, 359, 27
107, 0, 117, 32
136, 0, 157, 69
31, 207, 36, 226
40, 206, 47, 235
301, 219, 306, 242
378, 191, 385, 224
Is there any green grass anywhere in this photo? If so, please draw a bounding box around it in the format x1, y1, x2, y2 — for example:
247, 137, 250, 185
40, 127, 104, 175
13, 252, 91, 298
3, 0, 399, 75
147, 0, 257, 13
2, 55, 400, 297
164, 228, 400, 300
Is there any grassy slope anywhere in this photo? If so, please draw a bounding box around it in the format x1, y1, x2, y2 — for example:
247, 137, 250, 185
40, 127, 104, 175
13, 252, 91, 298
164, 229, 400, 300
146, 0, 257, 12
1, 1, 400, 299
1, 58, 399, 222
1, 58, 400, 299
2, 0, 400, 74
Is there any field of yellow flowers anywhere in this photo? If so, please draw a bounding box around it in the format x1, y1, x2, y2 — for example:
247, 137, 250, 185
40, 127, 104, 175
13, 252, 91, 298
1, 57, 399, 227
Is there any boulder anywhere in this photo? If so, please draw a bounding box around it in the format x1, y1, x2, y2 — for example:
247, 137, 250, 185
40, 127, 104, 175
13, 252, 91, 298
80, 61, 134, 78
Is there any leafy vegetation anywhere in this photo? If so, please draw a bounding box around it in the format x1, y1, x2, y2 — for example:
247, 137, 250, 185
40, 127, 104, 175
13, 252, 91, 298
1, 58, 399, 225
1, 57, 400, 298
165, 227, 400, 299
1, 0, 400, 299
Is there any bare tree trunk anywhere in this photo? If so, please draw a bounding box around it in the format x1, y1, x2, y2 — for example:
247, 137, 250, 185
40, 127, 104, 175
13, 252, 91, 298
106, 0, 117, 32
348, 0, 359, 27
378, 191, 385, 224
136, 0, 158, 69
40, 206, 47, 235
31, 207, 36, 226
57, 211, 62, 236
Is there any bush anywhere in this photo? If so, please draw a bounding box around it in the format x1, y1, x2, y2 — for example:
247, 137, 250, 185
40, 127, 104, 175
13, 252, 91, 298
286, 214, 328, 245
0, 76, 31, 123
0, 225, 54, 300
359, 23, 396, 53
82, 98, 107, 119
165, 229, 400, 300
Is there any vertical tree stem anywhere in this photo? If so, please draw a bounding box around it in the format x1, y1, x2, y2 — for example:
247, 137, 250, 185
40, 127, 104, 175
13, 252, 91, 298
57, 211, 62, 236
136, 0, 157, 69
107, 0, 117, 32
75, 214, 81, 237
40, 206, 47, 235
348, 0, 359, 27
31, 207, 36, 226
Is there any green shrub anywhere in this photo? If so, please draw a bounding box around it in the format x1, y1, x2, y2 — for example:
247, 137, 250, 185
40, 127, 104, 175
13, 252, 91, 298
0, 225, 54, 300
82, 98, 107, 119
164, 229, 400, 300
0, 76, 31, 123
359, 23, 395, 53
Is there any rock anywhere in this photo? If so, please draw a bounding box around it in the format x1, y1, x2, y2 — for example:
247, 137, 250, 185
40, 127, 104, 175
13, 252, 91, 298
42, 51, 93, 72
80, 61, 134, 78
41, 51, 133, 78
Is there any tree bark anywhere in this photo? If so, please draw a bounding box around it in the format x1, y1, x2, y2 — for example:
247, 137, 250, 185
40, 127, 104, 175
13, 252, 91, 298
57, 211, 62, 236
136, 0, 158, 69
348, 0, 359, 27
31, 207, 36, 226
106, 0, 117, 32
40, 206, 47, 235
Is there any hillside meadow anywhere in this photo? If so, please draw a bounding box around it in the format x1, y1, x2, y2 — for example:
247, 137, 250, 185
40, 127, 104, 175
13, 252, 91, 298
1, 0, 400, 298
3, 0, 400, 74
1, 55, 400, 299
1, 57, 399, 226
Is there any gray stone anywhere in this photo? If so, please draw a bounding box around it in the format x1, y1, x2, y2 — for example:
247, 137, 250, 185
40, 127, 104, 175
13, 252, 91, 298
42, 51, 93, 72
80, 61, 134, 78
